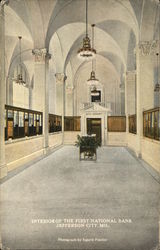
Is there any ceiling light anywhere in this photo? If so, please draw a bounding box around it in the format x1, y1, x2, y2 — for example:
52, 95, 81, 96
87, 24, 100, 85
77, 0, 96, 60
15, 36, 26, 86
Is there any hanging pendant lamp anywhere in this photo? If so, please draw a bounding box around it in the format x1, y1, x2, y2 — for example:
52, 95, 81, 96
77, 0, 96, 60
154, 52, 160, 92
16, 36, 26, 86
154, 0, 160, 92
91, 86, 99, 96
87, 24, 100, 85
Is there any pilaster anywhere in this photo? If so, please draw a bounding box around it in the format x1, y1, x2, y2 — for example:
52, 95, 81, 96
126, 70, 136, 115
0, 0, 9, 178
55, 73, 67, 140
124, 73, 129, 133
32, 48, 51, 153
65, 86, 74, 116
136, 40, 158, 157
55, 73, 66, 114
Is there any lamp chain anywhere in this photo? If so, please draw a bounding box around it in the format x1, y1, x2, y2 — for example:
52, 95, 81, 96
86, 0, 88, 37
92, 24, 96, 72
18, 36, 22, 75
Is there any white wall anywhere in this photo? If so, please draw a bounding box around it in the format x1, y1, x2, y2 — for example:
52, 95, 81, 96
5, 136, 44, 172
13, 83, 29, 109
141, 138, 160, 173
63, 132, 81, 145
127, 133, 160, 173
107, 132, 127, 146
49, 132, 63, 148
5, 133, 63, 173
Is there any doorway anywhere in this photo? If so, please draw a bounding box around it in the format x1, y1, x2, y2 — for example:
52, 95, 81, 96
87, 118, 102, 144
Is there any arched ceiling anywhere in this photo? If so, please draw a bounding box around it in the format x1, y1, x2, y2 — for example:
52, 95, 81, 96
5, 0, 158, 91
46, 0, 139, 47
73, 54, 120, 90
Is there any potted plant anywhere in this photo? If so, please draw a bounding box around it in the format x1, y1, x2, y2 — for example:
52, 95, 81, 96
75, 134, 101, 161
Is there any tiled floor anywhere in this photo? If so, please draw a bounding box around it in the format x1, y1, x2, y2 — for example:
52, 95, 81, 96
0, 146, 159, 250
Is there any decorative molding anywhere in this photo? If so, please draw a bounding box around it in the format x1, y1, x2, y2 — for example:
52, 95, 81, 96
32, 48, 51, 63
138, 40, 158, 56
55, 73, 67, 84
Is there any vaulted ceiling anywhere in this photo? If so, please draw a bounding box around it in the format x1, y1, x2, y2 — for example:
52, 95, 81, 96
5, 0, 159, 90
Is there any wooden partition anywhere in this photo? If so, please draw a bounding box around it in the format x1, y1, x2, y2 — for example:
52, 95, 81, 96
64, 116, 81, 131
49, 114, 62, 133
129, 114, 137, 134
143, 107, 160, 141
5, 105, 42, 140
108, 116, 126, 132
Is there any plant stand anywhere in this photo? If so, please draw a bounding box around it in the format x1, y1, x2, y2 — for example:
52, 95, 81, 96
79, 146, 97, 161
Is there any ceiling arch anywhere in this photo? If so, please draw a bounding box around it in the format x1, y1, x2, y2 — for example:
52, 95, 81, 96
73, 54, 120, 89
46, 0, 139, 48
8, 0, 57, 48
62, 24, 126, 75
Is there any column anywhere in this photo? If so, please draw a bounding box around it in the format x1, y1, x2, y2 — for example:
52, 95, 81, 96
29, 85, 32, 109
126, 71, 136, 115
8, 76, 13, 105
124, 73, 129, 133
0, 0, 9, 178
49, 70, 56, 114
136, 40, 158, 157
65, 86, 74, 116
55, 73, 66, 115
55, 73, 67, 138
32, 48, 51, 153
119, 83, 125, 115
6, 76, 10, 105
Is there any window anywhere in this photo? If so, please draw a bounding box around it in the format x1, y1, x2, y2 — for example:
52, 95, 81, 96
108, 116, 126, 132
7, 110, 13, 139
5, 105, 43, 140
64, 116, 81, 131
13, 111, 19, 138
129, 115, 137, 134
49, 114, 62, 133
143, 108, 160, 141
91, 90, 101, 102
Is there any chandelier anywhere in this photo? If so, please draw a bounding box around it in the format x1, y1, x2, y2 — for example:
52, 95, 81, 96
77, 0, 96, 60
87, 24, 100, 85
154, 0, 160, 92
91, 86, 99, 96
15, 36, 26, 86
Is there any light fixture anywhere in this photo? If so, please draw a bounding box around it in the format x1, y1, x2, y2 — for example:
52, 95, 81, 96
87, 24, 100, 85
15, 36, 26, 86
77, 0, 96, 60
91, 86, 99, 96
154, 53, 160, 92
154, 0, 160, 92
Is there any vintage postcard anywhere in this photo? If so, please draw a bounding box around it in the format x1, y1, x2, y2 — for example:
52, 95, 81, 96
0, 0, 160, 250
